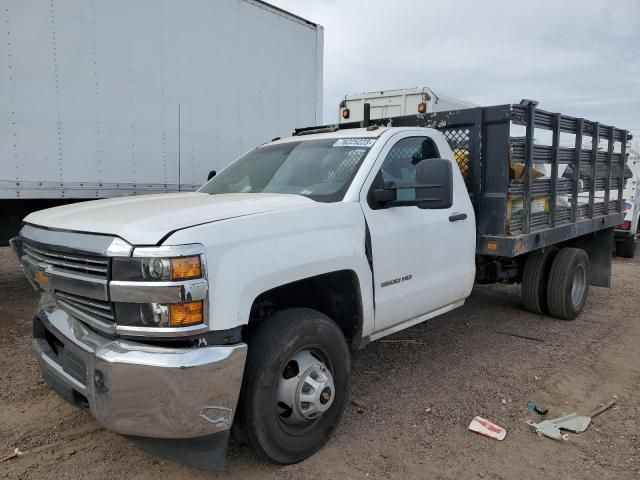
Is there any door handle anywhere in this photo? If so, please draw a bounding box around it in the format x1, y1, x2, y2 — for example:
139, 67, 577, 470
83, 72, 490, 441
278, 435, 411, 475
449, 213, 467, 222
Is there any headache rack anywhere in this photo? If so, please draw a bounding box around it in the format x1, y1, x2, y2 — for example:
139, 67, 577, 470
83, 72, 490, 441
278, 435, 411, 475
295, 100, 632, 257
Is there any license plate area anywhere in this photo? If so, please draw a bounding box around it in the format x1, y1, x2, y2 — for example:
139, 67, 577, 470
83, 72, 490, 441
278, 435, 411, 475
34, 316, 88, 387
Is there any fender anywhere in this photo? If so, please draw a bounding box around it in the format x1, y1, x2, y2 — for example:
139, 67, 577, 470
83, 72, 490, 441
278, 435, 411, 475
164, 201, 375, 339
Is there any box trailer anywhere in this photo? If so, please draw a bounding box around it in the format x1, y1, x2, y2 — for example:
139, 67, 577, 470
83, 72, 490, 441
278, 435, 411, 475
0, 0, 323, 244
338, 87, 475, 124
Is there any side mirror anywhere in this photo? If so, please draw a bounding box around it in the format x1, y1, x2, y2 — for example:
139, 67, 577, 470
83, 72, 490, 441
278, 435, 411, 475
207, 170, 217, 181
373, 181, 397, 204
415, 159, 453, 209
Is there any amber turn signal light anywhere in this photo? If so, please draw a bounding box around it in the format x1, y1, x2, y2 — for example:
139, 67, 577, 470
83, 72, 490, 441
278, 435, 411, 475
342, 108, 350, 119
169, 301, 203, 327
170, 256, 202, 280
486, 241, 498, 252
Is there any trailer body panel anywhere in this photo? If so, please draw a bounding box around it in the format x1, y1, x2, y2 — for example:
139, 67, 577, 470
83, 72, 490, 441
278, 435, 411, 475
0, 0, 323, 199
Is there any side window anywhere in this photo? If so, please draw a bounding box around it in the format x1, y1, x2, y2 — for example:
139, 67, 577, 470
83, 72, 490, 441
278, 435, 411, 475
380, 137, 440, 201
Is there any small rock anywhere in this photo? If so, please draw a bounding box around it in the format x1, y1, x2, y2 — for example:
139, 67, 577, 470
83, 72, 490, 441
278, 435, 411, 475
501, 399, 507, 405
425, 407, 432, 413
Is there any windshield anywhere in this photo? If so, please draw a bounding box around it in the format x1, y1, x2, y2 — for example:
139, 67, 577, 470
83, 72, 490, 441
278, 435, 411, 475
199, 138, 376, 202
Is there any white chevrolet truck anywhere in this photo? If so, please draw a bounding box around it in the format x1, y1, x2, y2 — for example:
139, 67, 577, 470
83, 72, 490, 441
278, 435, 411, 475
11, 101, 631, 468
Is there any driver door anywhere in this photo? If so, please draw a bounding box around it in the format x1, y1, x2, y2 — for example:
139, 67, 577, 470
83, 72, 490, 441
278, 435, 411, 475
360, 133, 475, 336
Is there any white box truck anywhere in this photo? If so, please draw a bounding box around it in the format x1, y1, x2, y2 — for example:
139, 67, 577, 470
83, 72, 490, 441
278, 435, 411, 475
0, 0, 323, 244
338, 87, 475, 123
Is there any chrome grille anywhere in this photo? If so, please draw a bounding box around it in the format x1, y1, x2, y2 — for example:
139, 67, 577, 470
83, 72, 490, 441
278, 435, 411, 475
22, 242, 109, 278
21, 237, 114, 330
56, 292, 114, 322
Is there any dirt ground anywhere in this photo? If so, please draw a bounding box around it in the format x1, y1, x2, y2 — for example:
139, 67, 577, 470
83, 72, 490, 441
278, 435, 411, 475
1, 247, 639, 480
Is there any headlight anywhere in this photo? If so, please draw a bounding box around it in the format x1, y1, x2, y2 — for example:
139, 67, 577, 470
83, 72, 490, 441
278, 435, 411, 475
115, 301, 204, 328
112, 255, 202, 281
109, 244, 208, 337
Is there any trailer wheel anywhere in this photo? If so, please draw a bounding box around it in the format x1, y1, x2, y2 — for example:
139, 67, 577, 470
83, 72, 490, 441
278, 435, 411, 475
521, 247, 557, 314
615, 237, 636, 258
546, 248, 590, 320
234, 308, 350, 464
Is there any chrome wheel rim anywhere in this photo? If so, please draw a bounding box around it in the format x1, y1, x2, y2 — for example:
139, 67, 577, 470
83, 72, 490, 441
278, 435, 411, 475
276, 349, 335, 426
571, 264, 587, 307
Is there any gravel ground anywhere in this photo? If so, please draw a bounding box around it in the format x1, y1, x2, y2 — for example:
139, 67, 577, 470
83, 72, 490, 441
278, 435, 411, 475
1, 246, 639, 480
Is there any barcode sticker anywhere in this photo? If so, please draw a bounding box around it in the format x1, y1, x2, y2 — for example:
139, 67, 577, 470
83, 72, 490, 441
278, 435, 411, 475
333, 138, 377, 147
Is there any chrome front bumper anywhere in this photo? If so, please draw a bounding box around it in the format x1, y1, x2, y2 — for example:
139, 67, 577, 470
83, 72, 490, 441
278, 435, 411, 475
33, 295, 247, 439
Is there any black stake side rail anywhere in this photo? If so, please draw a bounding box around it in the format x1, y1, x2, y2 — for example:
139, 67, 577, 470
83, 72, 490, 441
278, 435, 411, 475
293, 102, 631, 258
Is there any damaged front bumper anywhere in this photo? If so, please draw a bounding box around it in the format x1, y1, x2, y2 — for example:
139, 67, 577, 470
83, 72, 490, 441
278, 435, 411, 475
33, 295, 247, 439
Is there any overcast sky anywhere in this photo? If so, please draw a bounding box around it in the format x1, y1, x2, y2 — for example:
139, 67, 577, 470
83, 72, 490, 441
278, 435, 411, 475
269, 0, 640, 143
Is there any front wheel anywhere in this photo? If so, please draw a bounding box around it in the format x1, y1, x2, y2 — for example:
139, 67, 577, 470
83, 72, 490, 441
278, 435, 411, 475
234, 308, 351, 464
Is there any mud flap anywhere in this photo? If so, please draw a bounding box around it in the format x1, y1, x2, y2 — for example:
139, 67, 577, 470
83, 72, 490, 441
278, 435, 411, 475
573, 227, 614, 287
126, 430, 230, 471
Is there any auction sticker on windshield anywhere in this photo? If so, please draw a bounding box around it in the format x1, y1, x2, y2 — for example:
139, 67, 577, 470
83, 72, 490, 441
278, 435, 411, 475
333, 138, 377, 147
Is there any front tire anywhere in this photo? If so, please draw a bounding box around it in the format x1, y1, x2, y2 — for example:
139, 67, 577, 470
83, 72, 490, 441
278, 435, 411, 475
234, 308, 350, 464
546, 248, 590, 320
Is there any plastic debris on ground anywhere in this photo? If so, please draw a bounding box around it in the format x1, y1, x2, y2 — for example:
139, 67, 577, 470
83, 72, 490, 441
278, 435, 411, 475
0, 448, 23, 462
468, 416, 506, 441
550, 413, 591, 433
527, 419, 570, 441
526, 398, 617, 441
527, 402, 549, 415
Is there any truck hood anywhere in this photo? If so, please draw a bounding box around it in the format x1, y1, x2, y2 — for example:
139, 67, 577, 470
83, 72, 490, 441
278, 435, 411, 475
24, 192, 316, 245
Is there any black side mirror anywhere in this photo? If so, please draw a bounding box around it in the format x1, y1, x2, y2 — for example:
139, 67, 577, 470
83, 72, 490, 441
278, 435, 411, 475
207, 170, 217, 181
373, 181, 397, 204
415, 159, 453, 209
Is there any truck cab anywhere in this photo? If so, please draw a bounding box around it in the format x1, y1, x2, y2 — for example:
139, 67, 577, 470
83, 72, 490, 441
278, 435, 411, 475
11, 126, 475, 466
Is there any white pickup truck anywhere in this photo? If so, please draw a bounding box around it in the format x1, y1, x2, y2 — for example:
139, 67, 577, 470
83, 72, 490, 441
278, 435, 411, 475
10, 102, 630, 468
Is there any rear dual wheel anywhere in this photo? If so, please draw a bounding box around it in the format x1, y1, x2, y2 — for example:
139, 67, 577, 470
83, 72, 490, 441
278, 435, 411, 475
522, 247, 590, 320
521, 247, 558, 314
546, 248, 590, 320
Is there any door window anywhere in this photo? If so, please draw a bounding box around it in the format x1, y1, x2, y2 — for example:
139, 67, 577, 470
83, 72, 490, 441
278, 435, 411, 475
378, 136, 440, 202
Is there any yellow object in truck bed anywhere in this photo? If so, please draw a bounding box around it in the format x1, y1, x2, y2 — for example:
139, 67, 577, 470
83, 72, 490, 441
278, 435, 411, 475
507, 196, 550, 219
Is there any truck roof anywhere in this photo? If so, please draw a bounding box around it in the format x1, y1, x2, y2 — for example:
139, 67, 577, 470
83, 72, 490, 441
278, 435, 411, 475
272, 126, 443, 145
271, 127, 392, 144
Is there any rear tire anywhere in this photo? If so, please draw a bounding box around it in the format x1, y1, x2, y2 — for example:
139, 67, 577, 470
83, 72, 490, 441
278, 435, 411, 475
521, 247, 557, 314
546, 248, 590, 320
615, 237, 636, 258
234, 308, 350, 464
